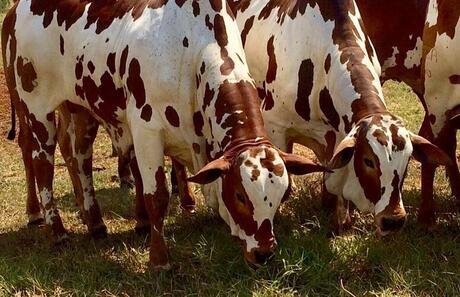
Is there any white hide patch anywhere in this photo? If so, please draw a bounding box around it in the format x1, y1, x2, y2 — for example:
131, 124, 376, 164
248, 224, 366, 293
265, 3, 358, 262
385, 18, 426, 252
404, 37, 423, 69
382, 46, 399, 71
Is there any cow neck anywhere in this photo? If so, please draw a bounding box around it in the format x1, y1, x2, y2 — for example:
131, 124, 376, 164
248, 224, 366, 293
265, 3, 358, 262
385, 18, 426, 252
329, 0, 387, 124
201, 73, 269, 157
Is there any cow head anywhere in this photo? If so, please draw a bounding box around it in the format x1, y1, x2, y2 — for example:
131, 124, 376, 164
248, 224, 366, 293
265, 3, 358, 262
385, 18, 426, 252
325, 114, 451, 236
189, 145, 327, 266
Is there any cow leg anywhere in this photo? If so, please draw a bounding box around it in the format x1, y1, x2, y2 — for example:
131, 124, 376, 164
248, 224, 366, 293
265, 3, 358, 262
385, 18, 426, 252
132, 129, 170, 269
118, 150, 134, 189
18, 125, 44, 225
323, 186, 351, 235
68, 110, 106, 238
130, 155, 150, 235
171, 159, 196, 214
56, 106, 86, 220
29, 111, 67, 242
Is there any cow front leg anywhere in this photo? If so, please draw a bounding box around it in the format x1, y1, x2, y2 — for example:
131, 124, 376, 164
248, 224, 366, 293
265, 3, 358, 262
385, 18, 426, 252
118, 150, 133, 190
30, 111, 67, 242
172, 159, 196, 214
129, 155, 150, 236
323, 188, 351, 235
132, 128, 170, 269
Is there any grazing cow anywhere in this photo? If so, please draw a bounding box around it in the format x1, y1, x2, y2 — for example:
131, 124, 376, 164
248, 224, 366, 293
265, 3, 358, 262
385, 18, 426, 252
214, 0, 451, 235
2, 0, 326, 268
356, 0, 460, 226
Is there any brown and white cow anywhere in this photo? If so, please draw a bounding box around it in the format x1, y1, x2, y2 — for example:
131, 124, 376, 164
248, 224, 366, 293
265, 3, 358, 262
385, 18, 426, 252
218, 0, 451, 235
2, 0, 326, 268
356, 0, 460, 226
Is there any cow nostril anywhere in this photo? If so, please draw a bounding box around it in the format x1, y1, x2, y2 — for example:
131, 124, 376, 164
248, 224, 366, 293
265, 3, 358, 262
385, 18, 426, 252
254, 250, 275, 264
381, 216, 406, 232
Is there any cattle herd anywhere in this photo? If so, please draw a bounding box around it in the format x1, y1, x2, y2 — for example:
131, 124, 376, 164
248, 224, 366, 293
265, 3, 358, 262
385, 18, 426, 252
1, 0, 459, 270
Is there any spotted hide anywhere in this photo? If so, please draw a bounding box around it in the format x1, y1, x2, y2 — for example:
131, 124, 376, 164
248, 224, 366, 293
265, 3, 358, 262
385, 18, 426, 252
227, 0, 451, 236
2, 0, 326, 268
356, 0, 459, 226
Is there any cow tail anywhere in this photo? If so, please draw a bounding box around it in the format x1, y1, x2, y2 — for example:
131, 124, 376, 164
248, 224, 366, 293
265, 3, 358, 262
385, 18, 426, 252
6, 100, 16, 140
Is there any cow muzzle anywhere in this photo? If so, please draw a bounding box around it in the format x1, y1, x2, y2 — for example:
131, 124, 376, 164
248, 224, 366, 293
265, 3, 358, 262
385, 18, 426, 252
375, 210, 407, 236
243, 240, 277, 267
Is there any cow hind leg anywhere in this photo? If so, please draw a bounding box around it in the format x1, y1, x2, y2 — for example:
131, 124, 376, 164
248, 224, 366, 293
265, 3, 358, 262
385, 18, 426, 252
18, 125, 44, 226
68, 109, 106, 238
172, 159, 196, 214
132, 126, 170, 269
29, 111, 67, 242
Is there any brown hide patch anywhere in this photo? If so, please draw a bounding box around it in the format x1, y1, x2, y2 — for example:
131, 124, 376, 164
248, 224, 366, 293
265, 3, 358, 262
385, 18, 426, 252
31, 0, 169, 33
342, 115, 352, 133
449, 75, 460, 84
257, 0, 336, 24
373, 129, 388, 146
165, 106, 180, 127
87, 61, 95, 74
387, 170, 401, 211
324, 53, 331, 73
183, 36, 189, 47
390, 124, 405, 151
260, 148, 284, 177
222, 160, 257, 236
356, 0, 427, 87
210, 0, 223, 12
354, 124, 382, 204
214, 15, 235, 75
175, 0, 186, 7
200, 61, 206, 74
251, 167, 260, 181
59, 35, 64, 55
192, 0, 200, 16
205, 14, 213, 30
193, 111, 204, 136
262, 90, 274, 111
295, 59, 314, 121
241, 16, 255, 47
127, 58, 146, 108
193, 142, 201, 154
141, 104, 153, 122
266, 36, 277, 83
214, 80, 267, 146
202, 82, 215, 111
319, 87, 340, 131
324, 130, 336, 160
78, 71, 126, 125
119, 46, 129, 78
254, 219, 273, 247
107, 52, 116, 74
16, 57, 37, 93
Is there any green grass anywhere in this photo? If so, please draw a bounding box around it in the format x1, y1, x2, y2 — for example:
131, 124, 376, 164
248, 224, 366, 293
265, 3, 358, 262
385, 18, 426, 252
0, 2, 459, 292
1, 78, 460, 296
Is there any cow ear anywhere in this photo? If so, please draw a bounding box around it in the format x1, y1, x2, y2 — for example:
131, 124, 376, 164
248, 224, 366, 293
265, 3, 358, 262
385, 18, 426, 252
410, 132, 452, 166
280, 152, 331, 175
329, 137, 356, 169
188, 158, 230, 184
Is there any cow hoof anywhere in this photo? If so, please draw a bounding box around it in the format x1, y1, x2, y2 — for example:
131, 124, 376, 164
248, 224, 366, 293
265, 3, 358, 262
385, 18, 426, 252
135, 224, 151, 236
27, 216, 44, 227
180, 204, 196, 215
90, 224, 108, 239
151, 262, 171, 271
54, 233, 69, 245
120, 179, 134, 190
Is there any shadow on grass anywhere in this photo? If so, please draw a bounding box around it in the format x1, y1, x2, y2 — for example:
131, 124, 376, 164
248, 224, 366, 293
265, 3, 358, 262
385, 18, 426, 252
1, 184, 460, 295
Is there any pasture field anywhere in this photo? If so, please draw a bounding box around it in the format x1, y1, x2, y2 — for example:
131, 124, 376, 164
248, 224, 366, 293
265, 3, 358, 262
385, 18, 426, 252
1, 6, 460, 297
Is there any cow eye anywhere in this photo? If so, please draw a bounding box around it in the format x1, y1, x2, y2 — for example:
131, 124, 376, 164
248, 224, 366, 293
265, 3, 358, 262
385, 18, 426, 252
236, 193, 246, 204
364, 158, 374, 168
